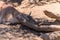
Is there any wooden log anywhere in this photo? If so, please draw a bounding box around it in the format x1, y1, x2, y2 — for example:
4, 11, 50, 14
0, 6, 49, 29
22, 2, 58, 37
16, 15, 60, 31
38, 25, 60, 31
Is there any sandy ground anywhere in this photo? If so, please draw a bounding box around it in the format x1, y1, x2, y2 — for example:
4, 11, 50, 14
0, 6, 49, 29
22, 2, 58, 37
0, 0, 60, 40
0, 24, 60, 40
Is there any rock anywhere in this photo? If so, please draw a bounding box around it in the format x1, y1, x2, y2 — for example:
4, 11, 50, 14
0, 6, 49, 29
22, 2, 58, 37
0, 0, 23, 7
30, 3, 60, 22
0, 1, 13, 10
40, 31, 60, 40
15, 2, 60, 32
0, 6, 20, 24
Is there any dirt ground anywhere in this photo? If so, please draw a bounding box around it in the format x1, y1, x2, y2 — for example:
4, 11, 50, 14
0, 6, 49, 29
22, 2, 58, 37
0, 24, 60, 40
0, 0, 60, 40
